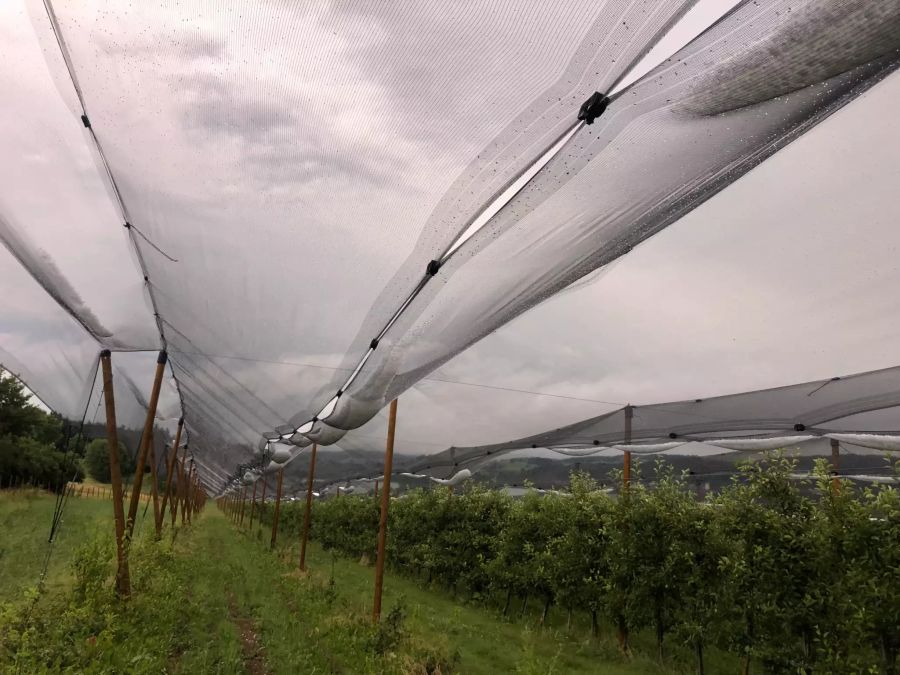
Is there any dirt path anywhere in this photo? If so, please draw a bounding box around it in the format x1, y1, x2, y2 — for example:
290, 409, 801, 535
227, 590, 269, 675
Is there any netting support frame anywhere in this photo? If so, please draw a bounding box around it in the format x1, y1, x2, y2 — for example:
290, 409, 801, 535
299, 443, 319, 572
270, 468, 284, 551
100, 350, 130, 597
373, 398, 398, 623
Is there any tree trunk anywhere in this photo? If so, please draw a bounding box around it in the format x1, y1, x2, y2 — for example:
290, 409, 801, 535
883, 632, 898, 675
591, 609, 599, 638
696, 639, 704, 675
742, 610, 754, 675
520, 593, 529, 618
616, 615, 630, 655
540, 596, 551, 626
502, 588, 512, 617
802, 629, 815, 675
567, 607, 573, 631
655, 602, 665, 660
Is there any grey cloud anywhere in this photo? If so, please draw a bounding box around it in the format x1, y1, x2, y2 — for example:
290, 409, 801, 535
178, 71, 404, 188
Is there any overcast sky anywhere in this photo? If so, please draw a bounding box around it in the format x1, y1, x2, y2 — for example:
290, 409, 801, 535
2, 0, 899, 485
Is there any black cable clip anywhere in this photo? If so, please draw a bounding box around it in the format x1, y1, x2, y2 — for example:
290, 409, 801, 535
426, 259, 442, 276
577, 91, 610, 125
81, 115, 91, 128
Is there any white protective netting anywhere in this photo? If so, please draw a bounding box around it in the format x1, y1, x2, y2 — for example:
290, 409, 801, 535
404, 364, 900, 485
1, 0, 899, 493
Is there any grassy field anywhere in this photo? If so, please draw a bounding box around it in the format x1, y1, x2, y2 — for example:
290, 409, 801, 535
0, 489, 110, 602
0, 492, 738, 673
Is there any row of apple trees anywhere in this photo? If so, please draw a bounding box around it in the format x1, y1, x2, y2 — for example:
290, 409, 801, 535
268, 455, 899, 674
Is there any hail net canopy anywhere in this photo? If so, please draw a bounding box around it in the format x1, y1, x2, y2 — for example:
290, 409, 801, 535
1, 0, 899, 493
405, 365, 900, 483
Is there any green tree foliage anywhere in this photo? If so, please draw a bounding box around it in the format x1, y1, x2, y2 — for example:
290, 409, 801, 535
549, 472, 611, 635
714, 455, 820, 672
0, 369, 75, 490
310, 494, 379, 560
83, 438, 134, 484
0, 436, 83, 490
601, 462, 699, 657
265, 453, 899, 674
0, 370, 47, 439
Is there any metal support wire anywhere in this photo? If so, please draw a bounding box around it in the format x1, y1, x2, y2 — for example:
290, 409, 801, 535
262, 106, 599, 449
40, 0, 678, 487
48, 355, 100, 543
48, 395, 101, 537
40, 0, 198, 484
19, 353, 104, 644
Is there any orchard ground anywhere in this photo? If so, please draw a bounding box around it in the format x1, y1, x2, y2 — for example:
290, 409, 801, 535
0, 490, 741, 674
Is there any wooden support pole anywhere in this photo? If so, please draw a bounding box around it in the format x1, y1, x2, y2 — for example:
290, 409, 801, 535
183, 463, 191, 525
125, 350, 167, 540
270, 468, 284, 550
374, 479, 379, 498
99, 350, 130, 597
186, 461, 195, 525
149, 431, 161, 539
248, 479, 259, 530
159, 418, 183, 531
299, 443, 318, 571
830, 437, 841, 495
258, 475, 268, 537
180, 458, 189, 526
171, 447, 187, 527
373, 398, 398, 622
623, 404, 633, 493
239, 486, 248, 526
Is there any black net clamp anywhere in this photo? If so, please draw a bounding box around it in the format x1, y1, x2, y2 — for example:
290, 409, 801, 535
426, 259, 442, 276
577, 91, 610, 125
81, 114, 91, 128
